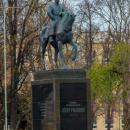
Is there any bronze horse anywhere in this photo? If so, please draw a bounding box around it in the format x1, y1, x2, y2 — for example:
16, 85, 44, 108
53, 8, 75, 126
39, 11, 77, 68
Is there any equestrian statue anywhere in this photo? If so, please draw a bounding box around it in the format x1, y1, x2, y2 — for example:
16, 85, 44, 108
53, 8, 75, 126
39, 0, 77, 68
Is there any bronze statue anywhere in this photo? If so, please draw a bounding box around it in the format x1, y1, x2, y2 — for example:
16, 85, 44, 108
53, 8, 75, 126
47, 0, 65, 43
40, 0, 77, 68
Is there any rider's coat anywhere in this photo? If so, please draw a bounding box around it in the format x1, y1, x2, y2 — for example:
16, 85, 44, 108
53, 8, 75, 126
47, 2, 65, 36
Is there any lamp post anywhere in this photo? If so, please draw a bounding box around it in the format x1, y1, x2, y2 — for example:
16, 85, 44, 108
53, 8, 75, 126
0, 3, 20, 130
3, 4, 8, 130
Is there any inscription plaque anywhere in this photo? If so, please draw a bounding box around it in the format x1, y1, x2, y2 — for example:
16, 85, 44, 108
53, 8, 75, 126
32, 84, 53, 130
60, 83, 87, 130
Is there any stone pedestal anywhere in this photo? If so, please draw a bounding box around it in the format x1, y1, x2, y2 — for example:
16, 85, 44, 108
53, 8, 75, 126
32, 69, 91, 130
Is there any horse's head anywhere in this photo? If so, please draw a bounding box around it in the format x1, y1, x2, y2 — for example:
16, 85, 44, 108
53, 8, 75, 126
61, 11, 76, 32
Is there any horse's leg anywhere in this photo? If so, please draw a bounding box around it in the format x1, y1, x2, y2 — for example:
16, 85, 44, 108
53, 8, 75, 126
40, 37, 48, 65
54, 46, 59, 68
57, 40, 65, 67
53, 48, 59, 68
69, 40, 78, 61
55, 50, 59, 68
50, 41, 59, 68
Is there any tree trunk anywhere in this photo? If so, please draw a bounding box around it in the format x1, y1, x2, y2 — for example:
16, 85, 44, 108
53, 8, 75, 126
107, 105, 111, 130
85, 34, 93, 69
123, 72, 130, 130
123, 99, 130, 130
123, 73, 130, 130
85, 3, 93, 69
10, 95, 17, 130
8, 0, 18, 129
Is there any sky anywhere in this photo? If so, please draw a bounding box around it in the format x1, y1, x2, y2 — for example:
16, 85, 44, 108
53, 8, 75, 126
1, 0, 107, 31
2, 0, 80, 9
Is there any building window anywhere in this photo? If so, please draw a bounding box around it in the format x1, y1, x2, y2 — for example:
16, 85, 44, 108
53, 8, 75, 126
121, 115, 124, 128
105, 113, 113, 129
93, 116, 97, 130
92, 50, 96, 62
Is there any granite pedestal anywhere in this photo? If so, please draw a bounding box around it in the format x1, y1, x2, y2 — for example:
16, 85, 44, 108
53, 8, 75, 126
32, 69, 91, 130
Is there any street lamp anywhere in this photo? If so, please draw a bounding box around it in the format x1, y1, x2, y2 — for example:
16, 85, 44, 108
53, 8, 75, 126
0, 3, 20, 130
3, 4, 8, 130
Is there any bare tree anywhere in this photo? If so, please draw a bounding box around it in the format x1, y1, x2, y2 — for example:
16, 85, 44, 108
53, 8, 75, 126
94, 0, 130, 43
0, 0, 48, 129
77, 0, 99, 69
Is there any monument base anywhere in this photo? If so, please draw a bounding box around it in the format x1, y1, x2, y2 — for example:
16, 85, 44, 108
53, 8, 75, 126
32, 69, 91, 130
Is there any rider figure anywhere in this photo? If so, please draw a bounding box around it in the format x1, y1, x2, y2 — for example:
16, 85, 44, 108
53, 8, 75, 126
47, 0, 65, 43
